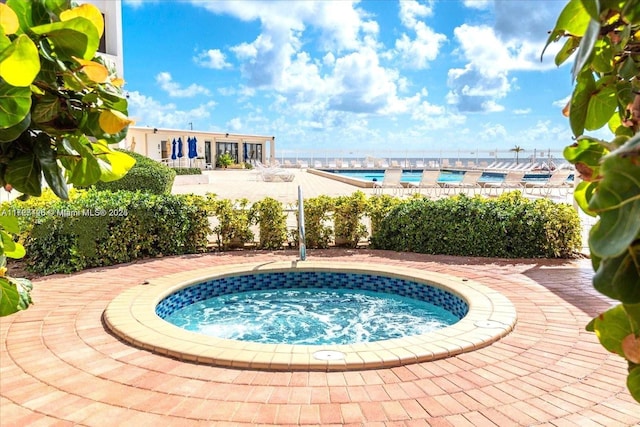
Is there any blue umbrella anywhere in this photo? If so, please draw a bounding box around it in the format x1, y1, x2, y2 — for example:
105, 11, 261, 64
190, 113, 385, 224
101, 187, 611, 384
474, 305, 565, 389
188, 137, 197, 159
171, 138, 177, 160
177, 137, 184, 157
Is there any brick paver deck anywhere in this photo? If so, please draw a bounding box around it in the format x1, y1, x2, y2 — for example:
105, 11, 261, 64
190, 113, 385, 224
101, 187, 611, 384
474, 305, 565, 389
1, 250, 637, 426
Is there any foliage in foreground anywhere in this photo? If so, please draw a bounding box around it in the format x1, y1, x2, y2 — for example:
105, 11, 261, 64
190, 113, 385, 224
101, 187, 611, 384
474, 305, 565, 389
370, 192, 582, 258
0, 1, 134, 316
546, 0, 640, 402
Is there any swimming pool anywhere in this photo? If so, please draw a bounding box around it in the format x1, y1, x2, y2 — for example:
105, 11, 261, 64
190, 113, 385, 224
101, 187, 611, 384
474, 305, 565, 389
322, 169, 506, 183
105, 261, 516, 371
158, 272, 465, 345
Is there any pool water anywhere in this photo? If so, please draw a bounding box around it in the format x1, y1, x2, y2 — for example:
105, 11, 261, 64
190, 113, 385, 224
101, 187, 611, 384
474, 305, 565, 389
324, 169, 555, 183
164, 287, 460, 345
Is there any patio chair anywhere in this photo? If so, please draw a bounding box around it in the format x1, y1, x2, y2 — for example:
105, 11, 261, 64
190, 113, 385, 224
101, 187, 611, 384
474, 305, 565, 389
373, 168, 404, 195
524, 169, 573, 197
407, 170, 441, 196
442, 170, 483, 195
484, 170, 525, 196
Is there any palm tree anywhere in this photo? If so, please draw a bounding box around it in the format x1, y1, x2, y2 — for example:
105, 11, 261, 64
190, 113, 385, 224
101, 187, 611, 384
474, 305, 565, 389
510, 145, 525, 164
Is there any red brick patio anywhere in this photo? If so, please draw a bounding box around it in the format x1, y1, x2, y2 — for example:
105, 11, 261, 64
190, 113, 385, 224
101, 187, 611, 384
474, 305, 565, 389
1, 250, 638, 426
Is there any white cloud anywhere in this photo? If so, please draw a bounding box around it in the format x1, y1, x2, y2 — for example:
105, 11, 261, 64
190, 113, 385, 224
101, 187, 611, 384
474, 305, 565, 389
399, 0, 433, 28
156, 72, 211, 97
447, 1, 565, 113
394, 1, 445, 69
227, 117, 243, 131
127, 91, 216, 129
462, 0, 492, 10
513, 108, 531, 115
395, 23, 446, 69
478, 123, 507, 140
446, 64, 510, 112
193, 0, 421, 118
553, 95, 571, 108
194, 49, 231, 69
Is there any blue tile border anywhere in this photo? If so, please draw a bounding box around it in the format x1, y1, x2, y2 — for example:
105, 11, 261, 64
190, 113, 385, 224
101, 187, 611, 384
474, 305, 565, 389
156, 271, 469, 320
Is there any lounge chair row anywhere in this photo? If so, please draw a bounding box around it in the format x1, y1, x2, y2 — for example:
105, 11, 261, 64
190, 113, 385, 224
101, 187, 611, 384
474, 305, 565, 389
373, 168, 574, 197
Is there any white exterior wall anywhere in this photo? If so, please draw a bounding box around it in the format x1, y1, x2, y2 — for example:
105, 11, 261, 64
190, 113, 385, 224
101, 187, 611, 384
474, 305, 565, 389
83, 0, 124, 76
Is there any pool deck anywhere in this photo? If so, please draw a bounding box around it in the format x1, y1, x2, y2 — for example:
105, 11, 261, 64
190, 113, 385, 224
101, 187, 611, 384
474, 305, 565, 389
2, 250, 638, 426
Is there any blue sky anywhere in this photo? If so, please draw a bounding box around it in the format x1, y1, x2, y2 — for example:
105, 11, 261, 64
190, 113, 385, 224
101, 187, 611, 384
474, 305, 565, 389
122, 0, 577, 155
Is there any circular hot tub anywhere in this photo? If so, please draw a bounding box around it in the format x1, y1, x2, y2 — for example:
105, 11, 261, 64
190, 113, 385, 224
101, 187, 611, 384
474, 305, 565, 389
104, 261, 516, 371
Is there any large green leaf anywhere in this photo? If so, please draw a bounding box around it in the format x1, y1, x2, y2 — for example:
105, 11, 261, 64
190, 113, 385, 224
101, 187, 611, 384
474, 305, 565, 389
94, 144, 136, 182
589, 156, 640, 257
628, 366, 640, 404
0, 34, 40, 87
33, 133, 68, 200
0, 276, 32, 317
0, 113, 30, 143
0, 81, 31, 129
610, 133, 640, 158
592, 38, 613, 74
0, 215, 19, 234
44, 0, 71, 16
542, 0, 592, 59
589, 304, 634, 357
593, 242, 640, 303
571, 17, 600, 80
1, 231, 25, 259
4, 152, 42, 196
585, 82, 618, 131
31, 94, 61, 125
58, 136, 101, 186
563, 136, 608, 168
555, 37, 580, 67
574, 180, 598, 216
30, 17, 99, 60
6, 0, 33, 34
570, 71, 596, 137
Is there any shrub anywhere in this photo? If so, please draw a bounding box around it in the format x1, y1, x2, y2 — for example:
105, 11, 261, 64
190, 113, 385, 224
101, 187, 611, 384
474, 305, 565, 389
365, 194, 403, 237
333, 191, 368, 248
371, 192, 581, 258
173, 167, 202, 175
251, 197, 288, 250
301, 195, 334, 249
206, 195, 254, 249
92, 150, 176, 195
24, 190, 208, 275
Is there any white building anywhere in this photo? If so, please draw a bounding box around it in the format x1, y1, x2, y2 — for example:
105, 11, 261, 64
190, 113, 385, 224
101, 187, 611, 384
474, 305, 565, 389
124, 127, 276, 169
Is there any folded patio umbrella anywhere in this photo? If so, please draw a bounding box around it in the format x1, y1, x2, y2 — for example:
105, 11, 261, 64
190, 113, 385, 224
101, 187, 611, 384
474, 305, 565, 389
171, 138, 177, 160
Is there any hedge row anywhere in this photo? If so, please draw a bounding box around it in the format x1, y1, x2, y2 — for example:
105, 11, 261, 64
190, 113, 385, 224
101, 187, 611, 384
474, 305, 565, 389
22, 190, 208, 275
5, 190, 582, 275
370, 192, 582, 258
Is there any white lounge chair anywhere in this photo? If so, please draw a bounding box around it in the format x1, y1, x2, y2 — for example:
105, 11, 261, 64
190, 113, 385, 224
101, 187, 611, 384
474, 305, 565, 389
407, 170, 441, 196
442, 170, 483, 195
524, 169, 573, 196
484, 171, 525, 196
373, 168, 404, 195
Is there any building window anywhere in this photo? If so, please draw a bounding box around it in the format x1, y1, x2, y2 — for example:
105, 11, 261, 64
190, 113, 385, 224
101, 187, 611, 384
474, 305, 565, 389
216, 142, 238, 163
244, 143, 263, 164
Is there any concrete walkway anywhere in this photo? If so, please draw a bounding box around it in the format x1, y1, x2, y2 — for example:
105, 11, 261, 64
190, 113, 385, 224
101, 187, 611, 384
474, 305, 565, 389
1, 250, 638, 426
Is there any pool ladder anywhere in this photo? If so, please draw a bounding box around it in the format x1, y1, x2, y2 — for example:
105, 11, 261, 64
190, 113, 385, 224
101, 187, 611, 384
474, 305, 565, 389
298, 185, 306, 261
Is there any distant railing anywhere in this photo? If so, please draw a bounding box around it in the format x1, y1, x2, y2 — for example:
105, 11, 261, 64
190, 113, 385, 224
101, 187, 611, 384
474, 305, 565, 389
269, 148, 566, 169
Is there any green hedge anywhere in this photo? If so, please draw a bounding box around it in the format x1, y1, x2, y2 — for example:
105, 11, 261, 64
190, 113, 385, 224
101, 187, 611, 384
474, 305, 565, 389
173, 167, 202, 175
92, 149, 176, 194
370, 192, 582, 258
24, 189, 208, 274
